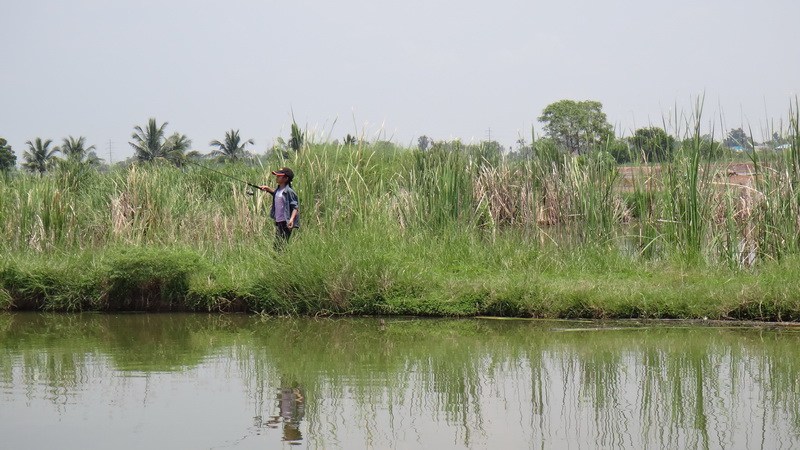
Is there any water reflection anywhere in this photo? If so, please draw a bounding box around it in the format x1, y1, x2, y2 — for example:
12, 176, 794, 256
251, 384, 305, 444
278, 385, 305, 442
1, 313, 800, 449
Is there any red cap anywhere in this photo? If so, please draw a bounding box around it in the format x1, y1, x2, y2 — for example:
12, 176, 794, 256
271, 167, 294, 182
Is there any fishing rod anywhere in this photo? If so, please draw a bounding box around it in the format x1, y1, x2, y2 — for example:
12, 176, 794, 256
185, 159, 261, 194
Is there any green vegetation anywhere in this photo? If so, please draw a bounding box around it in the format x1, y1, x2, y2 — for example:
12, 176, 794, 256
0, 138, 15, 172
1, 104, 800, 319
209, 129, 255, 162
538, 99, 614, 155
21, 137, 59, 175
129, 118, 191, 164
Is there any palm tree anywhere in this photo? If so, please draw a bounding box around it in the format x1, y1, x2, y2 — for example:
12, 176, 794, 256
164, 133, 192, 166
209, 129, 254, 162
185, 149, 204, 160
59, 136, 101, 165
129, 118, 169, 162
22, 138, 59, 175
129, 119, 191, 165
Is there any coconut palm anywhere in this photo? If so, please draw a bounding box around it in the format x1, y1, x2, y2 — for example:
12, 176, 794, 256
164, 132, 192, 166
209, 129, 254, 162
129, 118, 170, 162
59, 135, 101, 165
185, 150, 204, 160
22, 138, 59, 175
129, 118, 189, 165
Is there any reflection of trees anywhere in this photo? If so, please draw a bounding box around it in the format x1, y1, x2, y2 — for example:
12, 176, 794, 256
2, 315, 800, 448
235, 319, 800, 448
0, 313, 244, 392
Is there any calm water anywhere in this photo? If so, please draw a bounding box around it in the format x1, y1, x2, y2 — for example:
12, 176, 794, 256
2, 313, 800, 449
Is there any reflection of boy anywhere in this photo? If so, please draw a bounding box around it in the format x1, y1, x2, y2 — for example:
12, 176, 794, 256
279, 386, 305, 442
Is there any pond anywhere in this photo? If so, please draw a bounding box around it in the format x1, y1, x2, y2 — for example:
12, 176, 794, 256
2, 313, 799, 449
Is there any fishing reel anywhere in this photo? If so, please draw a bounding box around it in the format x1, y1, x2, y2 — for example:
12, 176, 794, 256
246, 189, 255, 196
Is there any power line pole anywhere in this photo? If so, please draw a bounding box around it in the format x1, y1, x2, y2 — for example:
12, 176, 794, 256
107, 140, 113, 165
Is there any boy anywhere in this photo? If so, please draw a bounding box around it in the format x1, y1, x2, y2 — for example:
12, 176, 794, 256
259, 167, 300, 246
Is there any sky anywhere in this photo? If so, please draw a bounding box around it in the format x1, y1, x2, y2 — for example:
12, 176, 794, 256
2, 0, 799, 162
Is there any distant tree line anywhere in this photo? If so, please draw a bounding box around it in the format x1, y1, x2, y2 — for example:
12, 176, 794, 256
504, 100, 786, 164
0, 119, 268, 176
2, 104, 795, 177
0, 136, 103, 177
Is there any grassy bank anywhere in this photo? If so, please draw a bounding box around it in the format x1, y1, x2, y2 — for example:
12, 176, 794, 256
3, 231, 800, 320
2, 109, 800, 319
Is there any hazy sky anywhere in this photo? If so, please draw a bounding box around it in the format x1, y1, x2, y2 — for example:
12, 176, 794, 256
2, 0, 798, 162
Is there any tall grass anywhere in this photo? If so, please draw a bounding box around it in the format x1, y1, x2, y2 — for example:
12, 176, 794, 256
657, 102, 716, 262
2, 129, 798, 263
2, 104, 800, 316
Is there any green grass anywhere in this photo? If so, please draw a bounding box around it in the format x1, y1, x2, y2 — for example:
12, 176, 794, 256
2, 107, 800, 318
3, 232, 800, 320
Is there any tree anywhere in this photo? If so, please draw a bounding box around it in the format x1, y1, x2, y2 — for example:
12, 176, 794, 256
130, 118, 168, 161
538, 100, 613, 154
343, 134, 358, 146
418, 135, 433, 151
22, 138, 59, 175
129, 118, 187, 164
209, 129, 254, 162
58, 135, 102, 166
185, 150, 204, 160
724, 128, 753, 150
164, 133, 192, 165
0, 138, 16, 172
607, 139, 633, 164
630, 127, 675, 162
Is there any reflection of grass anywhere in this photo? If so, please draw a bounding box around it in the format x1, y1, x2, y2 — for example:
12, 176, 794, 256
3, 315, 800, 447
1, 313, 222, 372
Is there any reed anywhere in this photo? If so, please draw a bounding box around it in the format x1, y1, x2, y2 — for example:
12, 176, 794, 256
3, 103, 800, 317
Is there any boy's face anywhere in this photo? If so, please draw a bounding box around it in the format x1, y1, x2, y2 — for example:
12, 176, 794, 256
276, 174, 288, 183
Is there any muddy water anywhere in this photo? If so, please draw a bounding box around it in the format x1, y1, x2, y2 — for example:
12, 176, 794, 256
1, 313, 799, 449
